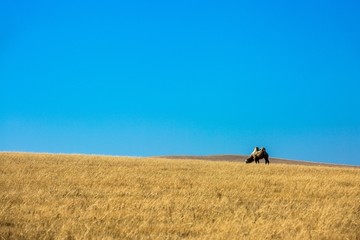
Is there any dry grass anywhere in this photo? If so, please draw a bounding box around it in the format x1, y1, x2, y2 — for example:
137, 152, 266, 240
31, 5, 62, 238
1, 152, 359, 239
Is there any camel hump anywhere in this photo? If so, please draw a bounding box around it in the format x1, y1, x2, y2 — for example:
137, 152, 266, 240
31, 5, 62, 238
251, 147, 259, 155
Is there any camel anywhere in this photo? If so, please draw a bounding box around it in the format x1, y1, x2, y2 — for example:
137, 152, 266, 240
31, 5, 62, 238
245, 147, 269, 164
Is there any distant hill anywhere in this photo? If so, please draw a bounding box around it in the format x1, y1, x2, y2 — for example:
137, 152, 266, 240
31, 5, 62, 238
157, 154, 359, 168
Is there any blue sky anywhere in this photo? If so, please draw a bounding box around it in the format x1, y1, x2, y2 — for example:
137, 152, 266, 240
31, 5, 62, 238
1, 0, 359, 165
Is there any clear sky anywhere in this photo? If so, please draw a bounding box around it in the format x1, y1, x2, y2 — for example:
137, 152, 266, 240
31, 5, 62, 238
1, 0, 359, 165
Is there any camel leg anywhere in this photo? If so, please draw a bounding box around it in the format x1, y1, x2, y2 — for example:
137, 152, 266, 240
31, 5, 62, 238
265, 157, 269, 165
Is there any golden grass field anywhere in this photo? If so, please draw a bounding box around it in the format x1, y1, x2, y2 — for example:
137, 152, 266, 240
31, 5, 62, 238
1, 152, 359, 239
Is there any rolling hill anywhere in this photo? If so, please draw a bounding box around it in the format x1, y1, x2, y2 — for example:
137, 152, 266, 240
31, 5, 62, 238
158, 154, 359, 168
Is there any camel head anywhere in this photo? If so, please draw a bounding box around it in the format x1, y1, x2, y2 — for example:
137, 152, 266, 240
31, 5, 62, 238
245, 156, 254, 164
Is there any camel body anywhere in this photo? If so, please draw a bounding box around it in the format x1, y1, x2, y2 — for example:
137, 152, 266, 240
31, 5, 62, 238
245, 147, 269, 164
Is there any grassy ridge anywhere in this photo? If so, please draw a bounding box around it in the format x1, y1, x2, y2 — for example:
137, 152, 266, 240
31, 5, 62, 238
1, 152, 359, 239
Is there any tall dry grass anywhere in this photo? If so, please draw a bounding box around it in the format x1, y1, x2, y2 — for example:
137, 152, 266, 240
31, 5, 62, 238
0, 152, 359, 239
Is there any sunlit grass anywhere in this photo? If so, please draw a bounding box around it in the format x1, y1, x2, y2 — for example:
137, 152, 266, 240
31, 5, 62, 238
1, 152, 359, 239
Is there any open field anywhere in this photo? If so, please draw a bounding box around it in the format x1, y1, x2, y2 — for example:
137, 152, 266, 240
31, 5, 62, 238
1, 152, 360, 239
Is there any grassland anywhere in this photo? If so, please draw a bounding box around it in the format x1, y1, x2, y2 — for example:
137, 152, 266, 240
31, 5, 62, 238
1, 152, 359, 239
